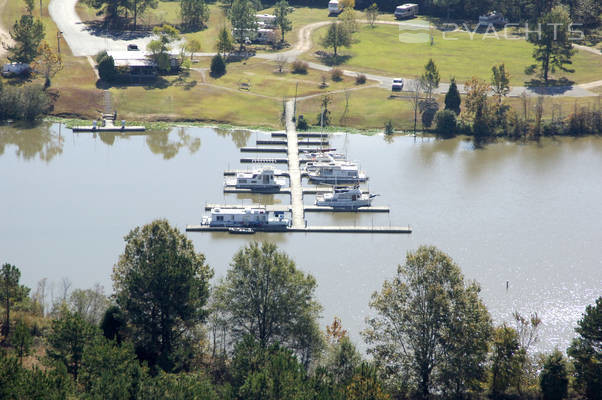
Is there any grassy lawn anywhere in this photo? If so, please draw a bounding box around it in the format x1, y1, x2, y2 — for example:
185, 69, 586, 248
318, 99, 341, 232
296, 87, 420, 130
206, 58, 376, 98
109, 69, 282, 128
304, 23, 602, 85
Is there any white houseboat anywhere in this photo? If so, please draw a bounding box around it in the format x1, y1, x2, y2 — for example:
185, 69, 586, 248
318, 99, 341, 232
306, 161, 368, 184
201, 206, 290, 231
224, 167, 286, 192
315, 185, 376, 209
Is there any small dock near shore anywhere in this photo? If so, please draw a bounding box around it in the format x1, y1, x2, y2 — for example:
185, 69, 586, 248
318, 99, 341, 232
71, 113, 145, 133
188, 100, 411, 235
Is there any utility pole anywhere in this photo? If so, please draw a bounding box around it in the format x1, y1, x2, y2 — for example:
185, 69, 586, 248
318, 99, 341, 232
57, 31, 63, 55
293, 81, 298, 122
40, 0, 42, 17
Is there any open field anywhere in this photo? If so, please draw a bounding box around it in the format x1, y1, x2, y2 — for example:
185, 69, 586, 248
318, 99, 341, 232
206, 58, 376, 98
304, 23, 602, 85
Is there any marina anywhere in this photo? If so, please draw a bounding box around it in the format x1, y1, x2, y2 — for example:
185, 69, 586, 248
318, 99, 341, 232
188, 100, 408, 234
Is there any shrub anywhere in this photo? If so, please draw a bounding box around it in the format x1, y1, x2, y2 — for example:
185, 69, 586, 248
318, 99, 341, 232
95, 50, 108, 64
0, 84, 51, 121
355, 73, 366, 84
331, 68, 343, 81
540, 350, 568, 400
210, 54, 226, 77
98, 55, 116, 81
292, 60, 308, 74
420, 98, 440, 129
296, 115, 308, 130
434, 109, 457, 138
384, 120, 394, 135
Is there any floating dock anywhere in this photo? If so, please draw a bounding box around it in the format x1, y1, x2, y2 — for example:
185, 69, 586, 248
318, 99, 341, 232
189, 100, 411, 235
186, 225, 411, 233
71, 113, 145, 132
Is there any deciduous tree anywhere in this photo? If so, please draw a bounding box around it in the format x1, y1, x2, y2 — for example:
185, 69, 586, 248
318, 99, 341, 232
147, 24, 180, 72
112, 219, 213, 372
363, 246, 492, 400
490, 325, 525, 397
491, 63, 511, 102
421, 58, 440, 99
180, 0, 210, 31
229, 0, 257, 50
217, 242, 323, 364
274, 0, 292, 42
320, 22, 351, 57
365, 3, 379, 28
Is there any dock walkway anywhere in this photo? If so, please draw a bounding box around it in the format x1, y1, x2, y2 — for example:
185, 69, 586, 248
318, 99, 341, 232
285, 100, 305, 229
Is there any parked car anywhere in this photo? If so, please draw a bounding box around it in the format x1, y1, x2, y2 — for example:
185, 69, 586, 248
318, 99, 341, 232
127, 44, 140, 51
394, 3, 419, 19
1, 63, 31, 77
392, 78, 404, 91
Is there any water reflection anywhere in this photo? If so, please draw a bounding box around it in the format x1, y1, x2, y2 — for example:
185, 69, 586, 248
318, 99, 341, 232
215, 127, 251, 148
146, 128, 201, 160
0, 122, 64, 162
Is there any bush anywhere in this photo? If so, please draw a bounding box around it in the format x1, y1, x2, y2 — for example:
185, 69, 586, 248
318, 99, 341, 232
98, 55, 116, 82
296, 115, 308, 130
356, 73, 366, 84
384, 120, 394, 135
0, 84, 51, 121
540, 350, 568, 400
331, 68, 343, 81
95, 50, 108, 64
210, 54, 226, 77
434, 109, 457, 138
420, 98, 439, 129
292, 60, 308, 74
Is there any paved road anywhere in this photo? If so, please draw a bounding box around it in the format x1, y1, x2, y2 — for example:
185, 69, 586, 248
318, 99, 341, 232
49, 0, 155, 56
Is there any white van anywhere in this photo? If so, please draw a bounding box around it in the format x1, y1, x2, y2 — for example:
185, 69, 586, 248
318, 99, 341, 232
328, 0, 343, 15
394, 3, 418, 19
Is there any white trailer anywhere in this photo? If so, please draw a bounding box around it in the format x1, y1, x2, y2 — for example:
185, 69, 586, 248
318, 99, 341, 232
394, 3, 419, 19
328, 0, 343, 15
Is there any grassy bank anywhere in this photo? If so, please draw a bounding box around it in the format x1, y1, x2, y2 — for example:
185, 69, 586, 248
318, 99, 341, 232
304, 23, 602, 85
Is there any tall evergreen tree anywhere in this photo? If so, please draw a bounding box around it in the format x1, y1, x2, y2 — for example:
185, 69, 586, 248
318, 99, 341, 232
7, 15, 45, 64
527, 6, 575, 82
112, 219, 213, 372
540, 349, 569, 400
568, 297, 601, 400
444, 78, 461, 115
1, 263, 28, 342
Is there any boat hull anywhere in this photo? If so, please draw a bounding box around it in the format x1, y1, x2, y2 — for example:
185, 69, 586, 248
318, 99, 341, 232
308, 176, 368, 184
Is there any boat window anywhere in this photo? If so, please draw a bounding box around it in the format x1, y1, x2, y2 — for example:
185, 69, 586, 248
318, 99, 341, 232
216, 216, 224, 221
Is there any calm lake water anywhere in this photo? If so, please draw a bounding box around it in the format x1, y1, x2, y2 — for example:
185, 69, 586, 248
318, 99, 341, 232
1, 122, 601, 353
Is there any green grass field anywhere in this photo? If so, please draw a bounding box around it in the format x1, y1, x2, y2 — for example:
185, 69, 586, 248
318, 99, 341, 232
305, 23, 602, 85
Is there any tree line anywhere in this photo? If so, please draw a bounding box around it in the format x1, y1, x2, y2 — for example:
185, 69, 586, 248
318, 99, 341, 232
1, 219, 600, 399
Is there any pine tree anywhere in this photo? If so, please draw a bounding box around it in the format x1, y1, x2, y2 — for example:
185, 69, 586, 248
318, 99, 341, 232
274, 0, 292, 43
444, 78, 461, 115
527, 6, 575, 82
7, 15, 45, 64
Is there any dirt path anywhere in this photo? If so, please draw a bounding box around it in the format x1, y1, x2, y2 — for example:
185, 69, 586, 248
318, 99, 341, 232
0, 0, 14, 59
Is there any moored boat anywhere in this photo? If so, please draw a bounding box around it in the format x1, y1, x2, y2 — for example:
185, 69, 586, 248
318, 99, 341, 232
306, 161, 368, 184
315, 185, 376, 209
201, 206, 290, 231
224, 167, 286, 193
